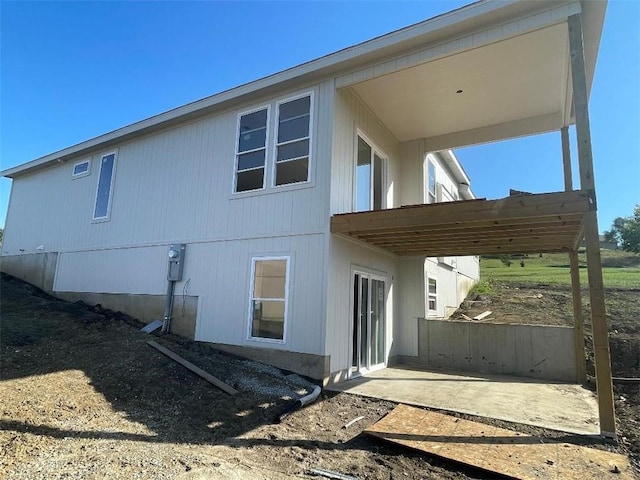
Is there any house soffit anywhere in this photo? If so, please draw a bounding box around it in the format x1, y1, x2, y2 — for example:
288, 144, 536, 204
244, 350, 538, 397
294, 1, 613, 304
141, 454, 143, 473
350, 22, 571, 146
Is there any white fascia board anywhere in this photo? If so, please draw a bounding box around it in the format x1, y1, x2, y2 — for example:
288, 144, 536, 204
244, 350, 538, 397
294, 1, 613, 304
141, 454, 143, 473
2, 0, 592, 179
437, 150, 476, 200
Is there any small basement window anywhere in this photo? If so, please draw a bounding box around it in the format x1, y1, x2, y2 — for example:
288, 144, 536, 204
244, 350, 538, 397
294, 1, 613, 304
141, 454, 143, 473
249, 257, 289, 342
93, 152, 117, 220
72, 160, 90, 178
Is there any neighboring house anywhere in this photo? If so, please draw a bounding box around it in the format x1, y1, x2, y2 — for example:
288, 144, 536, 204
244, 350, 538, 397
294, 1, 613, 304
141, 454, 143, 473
1, 0, 606, 388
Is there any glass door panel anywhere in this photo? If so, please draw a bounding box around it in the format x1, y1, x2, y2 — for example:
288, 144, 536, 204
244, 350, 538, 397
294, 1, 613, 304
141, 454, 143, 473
351, 272, 386, 374
356, 137, 372, 212
370, 279, 385, 367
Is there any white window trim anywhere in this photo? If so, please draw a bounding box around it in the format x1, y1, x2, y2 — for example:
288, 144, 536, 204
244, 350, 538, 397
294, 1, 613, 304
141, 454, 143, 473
426, 275, 438, 316
72, 159, 91, 179
247, 256, 290, 344
232, 104, 271, 194
353, 128, 388, 212
92, 150, 118, 222
271, 91, 314, 188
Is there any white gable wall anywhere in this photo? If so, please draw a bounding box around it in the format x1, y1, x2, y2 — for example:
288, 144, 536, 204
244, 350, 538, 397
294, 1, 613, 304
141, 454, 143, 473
3, 80, 335, 359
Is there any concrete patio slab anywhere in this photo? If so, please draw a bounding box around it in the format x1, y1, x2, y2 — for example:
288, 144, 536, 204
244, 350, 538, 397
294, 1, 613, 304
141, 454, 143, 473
326, 365, 600, 435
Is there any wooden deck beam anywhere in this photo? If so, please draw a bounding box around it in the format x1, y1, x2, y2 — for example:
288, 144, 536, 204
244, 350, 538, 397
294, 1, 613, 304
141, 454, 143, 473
331, 191, 591, 235
353, 221, 583, 241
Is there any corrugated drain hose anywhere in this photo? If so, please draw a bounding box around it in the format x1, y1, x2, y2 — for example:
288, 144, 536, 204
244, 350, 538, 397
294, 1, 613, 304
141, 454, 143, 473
277, 385, 322, 422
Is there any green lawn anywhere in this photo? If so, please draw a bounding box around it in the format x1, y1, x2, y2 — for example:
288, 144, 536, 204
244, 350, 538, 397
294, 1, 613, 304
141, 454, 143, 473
479, 250, 640, 288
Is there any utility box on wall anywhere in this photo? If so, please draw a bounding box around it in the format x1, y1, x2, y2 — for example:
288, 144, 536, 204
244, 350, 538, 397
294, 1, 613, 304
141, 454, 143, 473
167, 244, 186, 281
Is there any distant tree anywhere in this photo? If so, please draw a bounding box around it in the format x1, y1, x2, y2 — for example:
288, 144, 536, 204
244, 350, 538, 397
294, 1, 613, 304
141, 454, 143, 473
604, 205, 640, 253
0, 227, 3, 245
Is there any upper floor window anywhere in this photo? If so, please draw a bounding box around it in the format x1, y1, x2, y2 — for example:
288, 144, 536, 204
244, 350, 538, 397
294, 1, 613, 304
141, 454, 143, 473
233, 92, 313, 195
235, 107, 269, 192
275, 95, 311, 186
72, 160, 90, 178
93, 152, 117, 220
355, 133, 385, 212
427, 159, 436, 204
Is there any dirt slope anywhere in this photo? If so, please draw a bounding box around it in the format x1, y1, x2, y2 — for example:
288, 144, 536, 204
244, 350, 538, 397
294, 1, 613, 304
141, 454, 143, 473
1, 273, 638, 478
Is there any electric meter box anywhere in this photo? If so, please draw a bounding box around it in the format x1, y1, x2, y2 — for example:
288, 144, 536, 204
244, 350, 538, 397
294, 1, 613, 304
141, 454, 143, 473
167, 244, 186, 281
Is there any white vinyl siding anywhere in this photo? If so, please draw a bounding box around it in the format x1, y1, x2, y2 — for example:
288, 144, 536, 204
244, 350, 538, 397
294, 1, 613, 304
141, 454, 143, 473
235, 107, 269, 192
248, 257, 290, 343
274, 94, 312, 186
93, 152, 117, 221
72, 160, 90, 178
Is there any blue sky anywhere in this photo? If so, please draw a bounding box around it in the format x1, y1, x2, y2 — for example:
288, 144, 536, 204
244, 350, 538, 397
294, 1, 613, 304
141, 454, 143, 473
1, 1, 638, 233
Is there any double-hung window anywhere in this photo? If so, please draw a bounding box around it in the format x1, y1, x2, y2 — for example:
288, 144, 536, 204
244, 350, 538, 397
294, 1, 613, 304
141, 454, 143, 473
249, 257, 289, 342
235, 108, 269, 192
275, 95, 311, 186
233, 93, 312, 194
427, 276, 438, 315
93, 152, 117, 220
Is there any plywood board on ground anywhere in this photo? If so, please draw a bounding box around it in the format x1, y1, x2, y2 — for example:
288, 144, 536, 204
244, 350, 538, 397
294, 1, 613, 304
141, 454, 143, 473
365, 404, 632, 480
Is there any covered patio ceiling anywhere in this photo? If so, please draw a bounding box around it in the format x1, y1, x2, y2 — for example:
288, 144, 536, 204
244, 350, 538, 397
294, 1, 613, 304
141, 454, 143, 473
343, 2, 605, 150
330, 191, 590, 257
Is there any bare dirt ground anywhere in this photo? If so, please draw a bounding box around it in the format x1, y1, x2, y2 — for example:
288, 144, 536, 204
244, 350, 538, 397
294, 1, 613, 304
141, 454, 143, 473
1, 273, 638, 479
455, 282, 640, 471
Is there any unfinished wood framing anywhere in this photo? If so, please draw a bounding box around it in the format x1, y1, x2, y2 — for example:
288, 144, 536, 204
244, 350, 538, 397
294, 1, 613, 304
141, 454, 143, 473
568, 13, 615, 436
331, 191, 590, 257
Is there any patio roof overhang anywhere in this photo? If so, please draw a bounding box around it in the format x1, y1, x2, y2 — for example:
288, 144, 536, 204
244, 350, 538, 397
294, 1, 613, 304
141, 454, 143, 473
337, 1, 606, 150
330, 191, 591, 257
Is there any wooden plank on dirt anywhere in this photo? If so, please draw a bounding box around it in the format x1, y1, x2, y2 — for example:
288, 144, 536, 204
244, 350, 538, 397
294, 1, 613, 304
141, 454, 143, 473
472, 311, 492, 321
147, 341, 238, 395
366, 405, 632, 480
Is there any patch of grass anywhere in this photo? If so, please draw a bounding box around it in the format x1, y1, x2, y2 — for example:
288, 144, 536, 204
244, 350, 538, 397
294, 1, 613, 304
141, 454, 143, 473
469, 277, 498, 295
480, 251, 640, 288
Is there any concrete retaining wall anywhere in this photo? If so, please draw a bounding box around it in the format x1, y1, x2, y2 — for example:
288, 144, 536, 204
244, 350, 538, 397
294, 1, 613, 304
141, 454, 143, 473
417, 318, 577, 382
1, 253, 58, 293
55, 291, 198, 339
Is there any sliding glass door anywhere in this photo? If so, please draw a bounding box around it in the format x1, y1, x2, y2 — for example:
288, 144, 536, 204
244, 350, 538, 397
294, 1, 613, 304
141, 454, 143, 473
352, 272, 386, 373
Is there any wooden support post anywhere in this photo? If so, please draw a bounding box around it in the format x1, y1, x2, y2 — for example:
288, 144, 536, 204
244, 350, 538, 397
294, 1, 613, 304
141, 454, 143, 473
568, 14, 615, 437
561, 126, 586, 384
569, 251, 586, 383
561, 127, 573, 192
